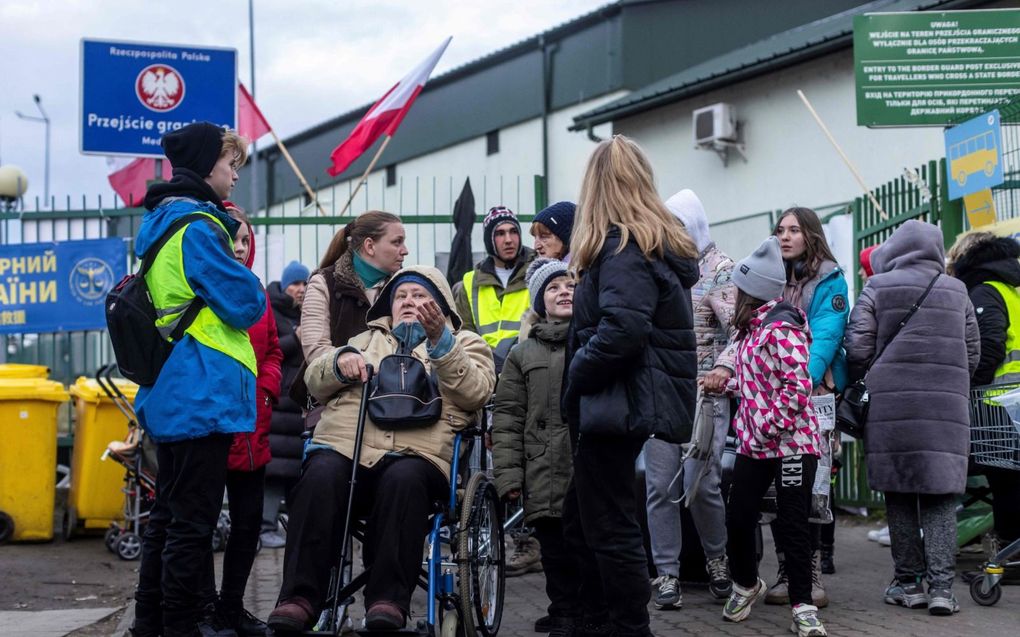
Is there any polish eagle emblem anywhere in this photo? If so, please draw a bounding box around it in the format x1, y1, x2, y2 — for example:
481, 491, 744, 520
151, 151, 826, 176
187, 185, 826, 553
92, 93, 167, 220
136, 64, 185, 112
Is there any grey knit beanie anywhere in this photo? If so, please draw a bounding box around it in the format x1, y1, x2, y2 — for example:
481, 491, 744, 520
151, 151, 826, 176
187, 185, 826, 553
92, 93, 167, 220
733, 237, 786, 300
526, 257, 569, 317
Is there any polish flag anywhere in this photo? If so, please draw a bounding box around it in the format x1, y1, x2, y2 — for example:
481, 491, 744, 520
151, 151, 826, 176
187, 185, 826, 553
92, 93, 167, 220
107, 157, 171, 207
327, 37, 451, 177
238, 82, 271, 142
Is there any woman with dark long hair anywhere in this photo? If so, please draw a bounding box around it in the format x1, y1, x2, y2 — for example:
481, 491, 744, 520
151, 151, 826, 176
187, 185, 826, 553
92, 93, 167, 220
561, 135, 699, 637
765, 207, 849, 608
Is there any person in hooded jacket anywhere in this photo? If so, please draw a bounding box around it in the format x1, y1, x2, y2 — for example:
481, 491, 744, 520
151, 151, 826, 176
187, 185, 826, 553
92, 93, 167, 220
267, 266, 495, 634
947, 233, 1020, 559
720, 236, 826, 637
194, 203, 282, 636
261, 260, 309, 549
844, 219, 980, 616
492, 257, 579, 633
641, 189, 735, 611
132, 123, 266, 637
561, 135, 699, 637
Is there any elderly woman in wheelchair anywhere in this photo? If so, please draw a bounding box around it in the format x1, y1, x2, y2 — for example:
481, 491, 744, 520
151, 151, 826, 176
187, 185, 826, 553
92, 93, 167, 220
267, 265, 496, 634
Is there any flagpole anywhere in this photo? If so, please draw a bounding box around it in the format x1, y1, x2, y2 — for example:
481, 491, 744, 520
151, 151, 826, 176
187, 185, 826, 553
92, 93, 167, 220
266, 128, 328, 217
339, 135, 392, 217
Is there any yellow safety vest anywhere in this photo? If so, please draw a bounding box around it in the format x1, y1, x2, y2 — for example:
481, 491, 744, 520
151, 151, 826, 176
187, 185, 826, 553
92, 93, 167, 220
985, 280, 1020, 383
462, 270, 530, 350
145, 213, 257, 375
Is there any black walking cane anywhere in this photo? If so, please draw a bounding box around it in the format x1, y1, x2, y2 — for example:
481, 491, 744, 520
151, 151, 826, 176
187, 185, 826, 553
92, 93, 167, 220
323, 363, 374, 633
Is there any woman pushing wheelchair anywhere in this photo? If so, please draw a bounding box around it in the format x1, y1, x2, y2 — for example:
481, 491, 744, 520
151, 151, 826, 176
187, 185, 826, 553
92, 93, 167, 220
268, 265, 495, 634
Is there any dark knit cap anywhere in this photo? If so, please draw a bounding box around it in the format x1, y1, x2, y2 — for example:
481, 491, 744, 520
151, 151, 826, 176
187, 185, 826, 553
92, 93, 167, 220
482, 206, 522, 259
388, 273, 451, 316
533, 201, 576, 249
160, 122, 225, 177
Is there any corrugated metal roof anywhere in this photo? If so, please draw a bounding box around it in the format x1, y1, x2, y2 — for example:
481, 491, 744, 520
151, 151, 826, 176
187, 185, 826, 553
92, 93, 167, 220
569, 0, 989, 130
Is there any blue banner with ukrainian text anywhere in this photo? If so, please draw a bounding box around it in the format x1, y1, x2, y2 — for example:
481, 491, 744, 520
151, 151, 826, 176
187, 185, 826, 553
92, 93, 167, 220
0, 239, 127, 333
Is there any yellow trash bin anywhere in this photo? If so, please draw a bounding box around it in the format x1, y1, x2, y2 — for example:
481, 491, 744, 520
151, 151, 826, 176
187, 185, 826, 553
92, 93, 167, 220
65, 377, 139, 538
0, 378, 69, 543
0, 364, 50, 379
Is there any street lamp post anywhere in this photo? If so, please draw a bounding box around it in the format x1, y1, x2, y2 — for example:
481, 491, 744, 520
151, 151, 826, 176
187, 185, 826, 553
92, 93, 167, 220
16, 94, 50, 203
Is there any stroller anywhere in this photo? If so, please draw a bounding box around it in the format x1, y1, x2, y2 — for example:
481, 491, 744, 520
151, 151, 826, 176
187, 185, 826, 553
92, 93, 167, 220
97, 363, 157, 561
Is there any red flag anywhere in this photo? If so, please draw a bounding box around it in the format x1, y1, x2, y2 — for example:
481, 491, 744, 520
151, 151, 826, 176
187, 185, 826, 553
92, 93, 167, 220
327, 37, 451, 177
238, 83, 271, 141
107, 157, 171, 206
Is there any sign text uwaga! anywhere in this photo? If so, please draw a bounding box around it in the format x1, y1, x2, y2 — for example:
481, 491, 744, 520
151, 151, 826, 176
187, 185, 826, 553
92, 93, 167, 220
854, 9, 1020, 127
80, 39, 236, 157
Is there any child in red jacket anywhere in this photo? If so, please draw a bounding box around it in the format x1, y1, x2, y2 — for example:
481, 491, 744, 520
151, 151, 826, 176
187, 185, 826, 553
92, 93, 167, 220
202, 202, 282, 635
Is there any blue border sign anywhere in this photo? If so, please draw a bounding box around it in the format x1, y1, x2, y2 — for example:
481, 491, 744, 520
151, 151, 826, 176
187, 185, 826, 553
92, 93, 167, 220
945, 109, 1004, 201
80, 38, 237, 157
0, 239, 127, 333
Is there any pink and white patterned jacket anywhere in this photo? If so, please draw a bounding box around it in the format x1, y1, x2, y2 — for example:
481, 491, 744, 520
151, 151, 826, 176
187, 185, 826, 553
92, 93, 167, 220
732, 298, 821, 460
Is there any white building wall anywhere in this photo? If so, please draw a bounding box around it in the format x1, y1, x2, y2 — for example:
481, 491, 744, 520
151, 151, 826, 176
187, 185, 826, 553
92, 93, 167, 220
613, 51, 947, 262
255, 93, 618, 284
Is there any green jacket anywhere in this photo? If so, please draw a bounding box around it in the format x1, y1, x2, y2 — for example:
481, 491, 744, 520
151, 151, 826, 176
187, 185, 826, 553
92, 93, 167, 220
491, 317, 572, 522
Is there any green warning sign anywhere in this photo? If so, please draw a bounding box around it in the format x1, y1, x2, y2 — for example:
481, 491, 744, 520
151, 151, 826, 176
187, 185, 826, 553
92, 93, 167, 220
854, 9, 1020, 127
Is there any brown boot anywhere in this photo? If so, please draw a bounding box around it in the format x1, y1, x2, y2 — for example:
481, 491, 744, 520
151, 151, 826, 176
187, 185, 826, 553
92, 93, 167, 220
267, 597, 314, 633
365, 601, 406, 630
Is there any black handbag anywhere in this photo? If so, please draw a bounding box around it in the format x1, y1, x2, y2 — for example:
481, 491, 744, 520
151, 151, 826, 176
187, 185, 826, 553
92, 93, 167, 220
835, 273, 939, 438
367, 344, 443, 430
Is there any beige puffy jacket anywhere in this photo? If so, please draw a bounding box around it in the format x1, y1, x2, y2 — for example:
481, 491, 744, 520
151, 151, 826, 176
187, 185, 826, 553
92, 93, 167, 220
304, 265, 495, 480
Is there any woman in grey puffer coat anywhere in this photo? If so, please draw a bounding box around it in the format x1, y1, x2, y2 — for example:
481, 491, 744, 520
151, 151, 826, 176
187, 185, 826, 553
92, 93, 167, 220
844, 220, 980, 616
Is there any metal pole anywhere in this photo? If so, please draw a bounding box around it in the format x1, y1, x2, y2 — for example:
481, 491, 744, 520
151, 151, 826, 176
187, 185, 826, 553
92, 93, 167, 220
248, 0, 259, 215
15, 94, 50, 203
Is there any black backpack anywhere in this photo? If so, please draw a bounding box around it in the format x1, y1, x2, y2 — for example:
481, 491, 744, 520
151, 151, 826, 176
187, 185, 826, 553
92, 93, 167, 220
367, 343, 443, 429
106, 213, 223, 386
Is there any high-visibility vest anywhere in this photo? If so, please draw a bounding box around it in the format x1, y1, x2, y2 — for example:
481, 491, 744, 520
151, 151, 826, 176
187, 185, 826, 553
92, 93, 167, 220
985, 280, 1020, 383
145, 213, 257, 375
461, 270, 530, 350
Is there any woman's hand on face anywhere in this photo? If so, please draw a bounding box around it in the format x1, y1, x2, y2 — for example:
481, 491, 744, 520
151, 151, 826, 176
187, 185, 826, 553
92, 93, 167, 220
337, 351, 369, 383
415, 298, 446, 344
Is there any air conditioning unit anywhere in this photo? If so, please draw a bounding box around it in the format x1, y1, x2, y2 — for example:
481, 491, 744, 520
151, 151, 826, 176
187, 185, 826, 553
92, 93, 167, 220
693, 103, 737, 147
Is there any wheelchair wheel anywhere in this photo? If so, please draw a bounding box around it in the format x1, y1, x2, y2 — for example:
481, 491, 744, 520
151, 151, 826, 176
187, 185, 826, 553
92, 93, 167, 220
116, 532, 143, 560
970, 575, 1002, 606
458, 473, 504, 637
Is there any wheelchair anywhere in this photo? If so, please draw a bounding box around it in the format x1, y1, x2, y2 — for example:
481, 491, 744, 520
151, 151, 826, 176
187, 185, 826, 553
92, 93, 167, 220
290, 367, 506, 637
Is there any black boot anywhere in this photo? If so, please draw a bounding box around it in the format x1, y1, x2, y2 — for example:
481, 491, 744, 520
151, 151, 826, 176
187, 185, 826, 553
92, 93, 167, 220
218, 600, 268, 637
819, 543, 835, 575
130, 600, 163, 637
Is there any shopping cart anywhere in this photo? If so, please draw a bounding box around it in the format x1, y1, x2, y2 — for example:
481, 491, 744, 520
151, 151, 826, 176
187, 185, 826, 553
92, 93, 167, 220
967, 383, 1020, 606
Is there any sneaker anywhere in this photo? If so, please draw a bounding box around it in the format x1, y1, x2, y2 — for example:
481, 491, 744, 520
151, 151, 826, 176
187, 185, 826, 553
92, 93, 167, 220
867, 526, 889, 542
723, 577, 767, 623
765, 559, 789, 605
706, 555, 733, 599
507, 534, 543, 576
652, 574, 682, 609
927, 588, 960, 616
790, 603, 827, 637
877, 532, 892, 547
259, 530, 286, 549
883, 579, 927, 609
819, 544, 835, 575
811, 551, 829, 608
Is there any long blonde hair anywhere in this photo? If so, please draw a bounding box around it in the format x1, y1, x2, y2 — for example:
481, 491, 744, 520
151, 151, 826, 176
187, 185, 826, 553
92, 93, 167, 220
571, 135, 695, 271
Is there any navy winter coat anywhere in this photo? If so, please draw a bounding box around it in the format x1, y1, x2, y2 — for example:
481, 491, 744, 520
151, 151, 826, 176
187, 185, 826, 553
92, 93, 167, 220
564, 226, 699, 444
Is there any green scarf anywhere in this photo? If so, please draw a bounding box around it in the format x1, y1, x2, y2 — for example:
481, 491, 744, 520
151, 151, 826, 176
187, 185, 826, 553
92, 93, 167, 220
353, 250, 389, 289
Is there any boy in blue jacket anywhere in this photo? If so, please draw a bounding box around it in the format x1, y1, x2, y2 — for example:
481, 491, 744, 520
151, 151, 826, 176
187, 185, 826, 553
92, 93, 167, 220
131, 122, 266, 637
